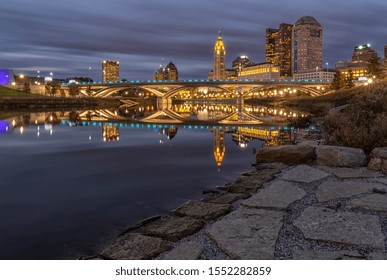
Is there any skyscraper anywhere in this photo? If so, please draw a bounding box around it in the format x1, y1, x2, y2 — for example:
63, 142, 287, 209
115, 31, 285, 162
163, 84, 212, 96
164, 61, 178, 81
351, 44, 378, 65
277, 23, 293, 77
152, 61, 179, 81
213, 31, 226, 80
232, 55, 254, 71
102, 60, 119, 83
292, 16, 322, 74
265, 28, 278, 65
265, 24, 293, 77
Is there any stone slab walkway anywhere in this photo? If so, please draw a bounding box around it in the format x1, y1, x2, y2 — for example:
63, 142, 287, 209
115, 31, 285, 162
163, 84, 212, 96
94, 162, 387, 260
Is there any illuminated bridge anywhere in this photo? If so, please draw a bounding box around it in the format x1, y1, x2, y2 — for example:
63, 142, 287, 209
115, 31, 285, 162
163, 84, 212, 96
62, 79, 331, 98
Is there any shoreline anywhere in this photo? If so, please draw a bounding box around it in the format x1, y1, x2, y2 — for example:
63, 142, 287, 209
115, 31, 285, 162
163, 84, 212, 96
83, 144, 387, 260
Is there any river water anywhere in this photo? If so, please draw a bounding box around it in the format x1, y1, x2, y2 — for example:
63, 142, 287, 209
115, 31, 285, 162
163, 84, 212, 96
0, 103, 301, 259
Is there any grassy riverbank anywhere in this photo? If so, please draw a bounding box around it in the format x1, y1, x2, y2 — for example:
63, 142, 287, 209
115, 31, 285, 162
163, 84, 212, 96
0, 86, 40, 97
0, 86, 123, 110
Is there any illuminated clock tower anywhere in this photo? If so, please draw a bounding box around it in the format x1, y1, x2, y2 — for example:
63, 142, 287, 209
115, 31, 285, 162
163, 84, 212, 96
213, 31, 226, 80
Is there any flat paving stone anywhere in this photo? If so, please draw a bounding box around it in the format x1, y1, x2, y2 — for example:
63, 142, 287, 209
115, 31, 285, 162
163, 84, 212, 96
101, 234, 171, 260
218, 169, 279, 194
206, 207, 283, 259
293, 249, 386, 260
316, 180, 381, 202
280, 165, 330, 183
318, 166, 383, 179
294, 206, 385, 249
374, 178, 387, 185
162, 242, 204, 260
142, 216, 204, 241
242, 180, 306, 210
348, 194, 387, 212
173, 200, 230, 221
205, 193, 250, 204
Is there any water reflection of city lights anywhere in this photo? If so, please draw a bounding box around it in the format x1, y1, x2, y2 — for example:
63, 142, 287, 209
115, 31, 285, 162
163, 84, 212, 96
20, 127, 24, 134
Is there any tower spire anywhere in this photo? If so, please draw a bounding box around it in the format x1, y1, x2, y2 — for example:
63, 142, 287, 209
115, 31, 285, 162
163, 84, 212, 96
213, 31, 226, 80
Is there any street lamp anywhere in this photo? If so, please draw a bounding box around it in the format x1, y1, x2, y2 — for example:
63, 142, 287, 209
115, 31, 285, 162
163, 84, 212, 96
326, 62, 329, 82
88, 67, 91, 83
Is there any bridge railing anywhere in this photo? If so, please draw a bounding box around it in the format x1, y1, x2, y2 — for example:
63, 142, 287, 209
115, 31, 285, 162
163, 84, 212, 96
62, 78, 331, 86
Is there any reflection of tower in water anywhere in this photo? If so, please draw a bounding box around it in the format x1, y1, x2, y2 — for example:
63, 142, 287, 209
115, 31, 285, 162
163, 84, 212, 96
213, 127, 226, 171
102, 124, 119, 142
163, 127, 178, 140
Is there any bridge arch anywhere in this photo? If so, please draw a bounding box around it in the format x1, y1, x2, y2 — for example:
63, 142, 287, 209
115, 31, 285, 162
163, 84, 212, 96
92, 85, 166, 98
163, 84, 236, 99
241, 84, 322, 97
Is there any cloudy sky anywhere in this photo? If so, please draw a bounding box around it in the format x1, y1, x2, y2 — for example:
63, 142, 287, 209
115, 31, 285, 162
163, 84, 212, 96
0, 0, 386, 80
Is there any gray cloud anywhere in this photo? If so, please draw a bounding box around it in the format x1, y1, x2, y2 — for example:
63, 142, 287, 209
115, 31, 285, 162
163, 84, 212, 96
0, 0, 386, 80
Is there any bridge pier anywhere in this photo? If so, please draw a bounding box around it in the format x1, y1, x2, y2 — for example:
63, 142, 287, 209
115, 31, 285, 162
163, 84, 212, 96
236, 95, 244, 113
157, 97, 172, 110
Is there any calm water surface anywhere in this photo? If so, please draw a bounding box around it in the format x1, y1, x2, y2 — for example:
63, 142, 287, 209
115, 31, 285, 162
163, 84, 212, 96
0, 116, 270, 259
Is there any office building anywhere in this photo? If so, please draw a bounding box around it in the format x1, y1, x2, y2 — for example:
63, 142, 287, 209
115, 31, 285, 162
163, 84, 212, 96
351, 44, 378, 65
102, 60, 119, 83
152, 61, 179, 81
338, 66, 370, 80
164, 61, 178, 81
265, 28, 279, 65
232, 55, 254, 71
265, 24, 293, 77
293, 69, 335, 81
238, 62, 280, 80
292, 16, 322, 74
276, 23, 293, 77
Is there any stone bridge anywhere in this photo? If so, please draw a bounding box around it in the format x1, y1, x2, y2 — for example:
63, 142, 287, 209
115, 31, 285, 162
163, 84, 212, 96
61, 79, 330, 98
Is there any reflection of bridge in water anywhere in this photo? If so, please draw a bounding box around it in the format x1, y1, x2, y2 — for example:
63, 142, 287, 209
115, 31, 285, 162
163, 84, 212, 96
77, 98, 307, 125
85, 122, 296, 170
6, 111, 299, 170
64, 79, 330, 98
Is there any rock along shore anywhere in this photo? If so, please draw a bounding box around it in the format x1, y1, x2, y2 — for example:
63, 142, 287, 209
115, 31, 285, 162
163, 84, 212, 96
84, 144, 387, 260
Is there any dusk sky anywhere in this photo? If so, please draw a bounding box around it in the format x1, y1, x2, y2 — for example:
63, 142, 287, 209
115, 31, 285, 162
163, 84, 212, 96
1, 0, 386, 80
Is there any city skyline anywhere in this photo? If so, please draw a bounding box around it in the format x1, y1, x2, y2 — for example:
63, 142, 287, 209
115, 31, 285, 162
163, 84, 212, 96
0, 0, 386, 80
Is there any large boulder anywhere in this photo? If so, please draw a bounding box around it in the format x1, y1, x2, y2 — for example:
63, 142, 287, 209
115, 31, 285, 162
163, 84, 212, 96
370, 147, 387, 159
256, 145, 315, 165
316, 146, 367, 167
368, 147, 387, 173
